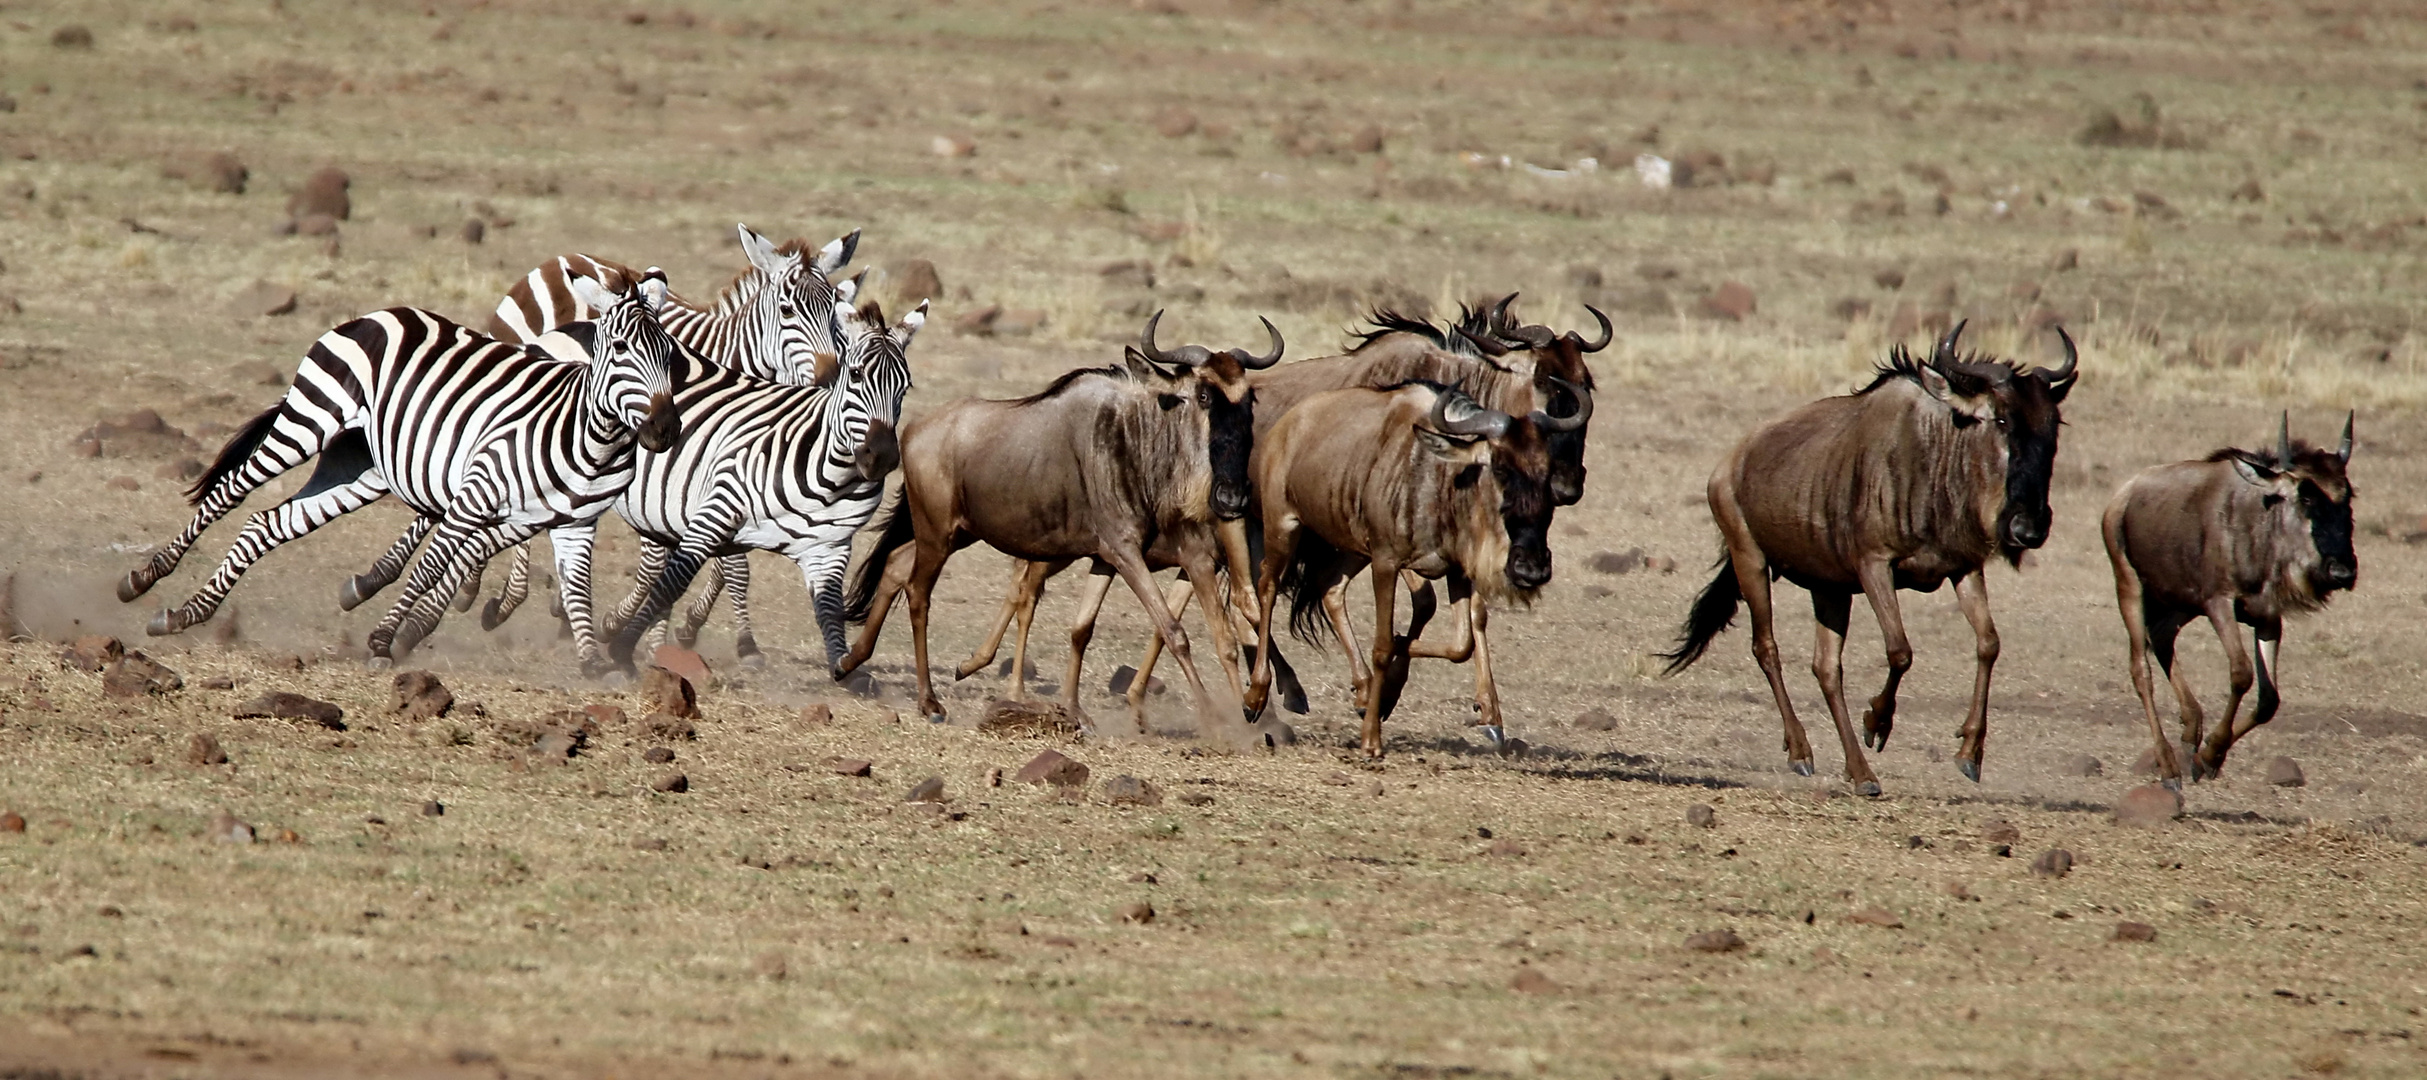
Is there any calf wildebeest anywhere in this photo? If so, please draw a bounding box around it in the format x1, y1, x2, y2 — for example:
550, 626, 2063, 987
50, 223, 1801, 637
1246, 379, 1586, 757
1659, 323, 2077, 794
834, 313, 1281, 729
2103, 412, 2356, 783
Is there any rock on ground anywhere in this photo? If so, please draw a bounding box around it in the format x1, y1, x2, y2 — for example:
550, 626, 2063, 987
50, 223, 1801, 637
905, 776, 946, 803
651, 645, 711, 691
232, 691, 344, 728
1509, 967, 1557, 993
60, 635, 123, 671
638, 666, 698, 719
1013, 749, 1089, 787
2031, 848, 2074, 878
1685, 929, 1745, 953
2112, 784, 2183, 827
102, 653, 181, 698
186, 733, 228, 766
1686, 804, 1716, 828
1979, 819, 2021, 844
391, 670, 453, 720
288, 166, 350, 220
1101, 775, 1163, 807
2266, 756, 2306, 787
980, 697, 1080, 737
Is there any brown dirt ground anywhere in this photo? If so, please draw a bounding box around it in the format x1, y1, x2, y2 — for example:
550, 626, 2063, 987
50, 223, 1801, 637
6, 0, 2427, 1076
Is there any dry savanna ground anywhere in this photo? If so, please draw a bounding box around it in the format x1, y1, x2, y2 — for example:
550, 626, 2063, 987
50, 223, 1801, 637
5, 0, 2427, 1076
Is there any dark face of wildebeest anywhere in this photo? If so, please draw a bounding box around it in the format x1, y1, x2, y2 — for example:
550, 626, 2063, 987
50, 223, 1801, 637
1140, 311, 1284, 520
2264, 414, 2359, 596
1432, 377, 1593, 593
1458, 297, 1609, 508
1927, 323, 2077, 559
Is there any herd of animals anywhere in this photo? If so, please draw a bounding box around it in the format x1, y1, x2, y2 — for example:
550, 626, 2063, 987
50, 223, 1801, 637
107, 224, 2362, 797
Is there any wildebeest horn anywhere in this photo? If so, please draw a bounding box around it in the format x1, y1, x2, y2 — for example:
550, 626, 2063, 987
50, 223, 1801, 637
1489, 293, 1519, 334
2035, 326, 2078, 385
1531, 377, 1592, 433
1574, 304, 1613, 353
1427, 389, 1511, 439
2277, 411, 2293, 471
2338, 410, 2353, 463
1139, 310, 1214, 367
1230, 315, 1284, 369
1932, 319, 1968, 365
1453, 325, 1512, 357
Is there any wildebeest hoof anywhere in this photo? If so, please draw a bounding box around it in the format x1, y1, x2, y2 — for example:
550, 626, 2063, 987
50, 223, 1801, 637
1958, 760, 1981, 783
117, 572, 148, 603
1477, 724, 1505, 750
1790, 760, 1816, 778
2161, 777, 2183, 793
145, 610, 176, 636
1280, 683, 1308, 715
1853, 780, 1883, 797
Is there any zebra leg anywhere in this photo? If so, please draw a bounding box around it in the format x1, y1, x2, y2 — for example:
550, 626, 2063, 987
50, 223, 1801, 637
153, 475, 392, 635
601, 542, 671, 640
542, 524, 613, 675
121, 413, 356, 603
611, 542, 719, 671
367, 508, 516, 665
674, 558, 725, 651
341, 516, 435, 611
480, 543, 536, 631
790, 543, 859, 675
387, 524, 527, 663
717, 555, 763, 667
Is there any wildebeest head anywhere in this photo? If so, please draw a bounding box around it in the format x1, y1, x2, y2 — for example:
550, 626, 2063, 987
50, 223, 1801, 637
1418, 378, 1592, 595
1140, 310, 1283, 520
2226, 412, 2358, 600
1911, 321, 2077, 561
1454, 295, 1607, 506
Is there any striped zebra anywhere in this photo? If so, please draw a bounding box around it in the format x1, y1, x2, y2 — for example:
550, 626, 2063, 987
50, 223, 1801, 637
339, 224, 862, 663
590, 297, 924, 674
115, 273, 683, 670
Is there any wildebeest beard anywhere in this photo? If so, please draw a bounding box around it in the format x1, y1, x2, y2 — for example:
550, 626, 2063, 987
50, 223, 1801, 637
1205, 386, 1254, 520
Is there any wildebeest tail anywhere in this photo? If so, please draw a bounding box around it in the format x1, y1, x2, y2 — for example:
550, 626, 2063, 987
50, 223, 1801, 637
186, 405, 282, 506
1280, 532, 1351, 646
1657, 553, 1741, 676
843, 487, 914, 624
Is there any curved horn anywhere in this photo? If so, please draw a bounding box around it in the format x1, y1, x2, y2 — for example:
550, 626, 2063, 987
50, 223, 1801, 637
1576, 304, 1613, 352
2277, 411, 2293, 471
1236, 315, 1284, 369
1531, 377, 1592, 433
1140, 309, 1174, 366
2339, 410, 2354, 463
1427, 389, 1511, 440
1453, 325, 1511, 357
1933, 319, 1969, 365
2035, 325, 2079, 384
1510, 323, 1555, 349
1489, 293, 1519, 334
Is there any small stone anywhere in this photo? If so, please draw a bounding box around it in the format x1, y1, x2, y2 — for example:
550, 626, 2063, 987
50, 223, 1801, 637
1701, 280, 1757, 321
1587, 548, 1644, 574
984, 767, 1003, 787
753, 951, 789, 980
2051, 248, 2080, 272
1101, 775, 1163, 807
60, 635, 123, 672
1348, 124, 1386, 154
1323, 772, 1353, 787
164, 150, 247, 194
287, 166, 350, 220
208, 810, 252, 844
930, 135, 976, 158
827, 757, 871, 777
2112, 784, 2184, 827
228, 280, 298, 317
531, 732, 577, 761
632, 837, 668, 852
1177, 791, 1213, 807
232, 690, 344, 728
390, 670, 453, 721
1684, 929, 1745, 953
1510, 967, 1558, 993
1106, 664, 1168, 696
642, 712, 696, 741
2265, 756, 2306, 787
637, 666, 698, 719
1943, 881, 1974, 901
1990, 843, 2012, 858
643, 746, 676, 764
1154, 108, 1198, 138
106, 476, 141, 493
1012, 749, 1089, 787
651, 644, 711, 692
1874, 267, 1907, 290
1686, 804, 1716, 829
2060, 753, 2103, 777
651, 772, 689, 793
1117, 901, 1154, 925
2229, 178, 2264, 203
420, 800, 444, 817
0, 812, 23, 834
460, 218, 485, 244
186, 733, 228, 766
582, 703, 626, 728
102, 653, 182, 698
905, 776, 946, 803
51, 25, 94, 49
1487, 838, 1528, 858
2112, 921, 2158, 943
799, 703, 833, 726
1849, 907, 1903, 929
1572, 707, 1617, 731
2030, 848, 2074, 878
1253, 715, 1296, 747
1978, 819, 2021, 845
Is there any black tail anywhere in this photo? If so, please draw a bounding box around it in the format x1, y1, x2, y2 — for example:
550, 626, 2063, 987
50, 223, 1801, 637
843, 488, 915, 624
1279, 532, 1351, 646
186, 405, 282, 506
1657, 553, 1742, 676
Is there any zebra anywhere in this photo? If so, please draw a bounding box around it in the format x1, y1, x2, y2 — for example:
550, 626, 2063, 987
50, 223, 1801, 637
338, 224, 862, 663
115, 272, 684, 671
588, 296, 925, 674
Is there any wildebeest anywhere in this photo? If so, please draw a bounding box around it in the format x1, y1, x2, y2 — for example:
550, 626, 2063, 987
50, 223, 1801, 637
2102, 412, 2356, 783
1659, 323, 2077, 794
1246, 378, 1586, 757
834, 314, 1281, 728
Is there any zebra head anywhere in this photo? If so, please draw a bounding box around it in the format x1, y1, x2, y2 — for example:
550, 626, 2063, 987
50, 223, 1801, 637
570, 269, 683, 453
736, 223, 860, 387
835, 298, 925, 482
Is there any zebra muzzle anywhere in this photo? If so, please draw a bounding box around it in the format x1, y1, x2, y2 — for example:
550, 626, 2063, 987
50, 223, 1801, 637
637, 392, 680, 452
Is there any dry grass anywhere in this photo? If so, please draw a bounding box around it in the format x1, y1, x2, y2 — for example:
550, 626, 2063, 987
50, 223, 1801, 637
7, 0, 2427, 1075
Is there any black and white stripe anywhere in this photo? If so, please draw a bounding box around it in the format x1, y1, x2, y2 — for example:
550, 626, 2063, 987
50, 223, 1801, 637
117, 274, 683, 670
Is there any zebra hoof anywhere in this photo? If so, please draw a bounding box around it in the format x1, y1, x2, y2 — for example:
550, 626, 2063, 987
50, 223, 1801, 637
364, 655, 394, 672
117, 572, 150, 604
736, 650, 767, 671
391, 626, 425, 660
1790, 760, 1816, 778
479, 598, 508, 632
450, 589, 477, 614
1958, 759, 1982, 784
1853, 780, 1883, 798
145, 610, 177, 637
337, 575, 371, 611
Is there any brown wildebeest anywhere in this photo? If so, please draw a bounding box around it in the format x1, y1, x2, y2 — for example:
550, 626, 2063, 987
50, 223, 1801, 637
1246, 379, 1586, 757
952, 300, 1605, 721
1659, 323, 2077, 794
833, 313, 1281, 728
2103, 412, 2356, 783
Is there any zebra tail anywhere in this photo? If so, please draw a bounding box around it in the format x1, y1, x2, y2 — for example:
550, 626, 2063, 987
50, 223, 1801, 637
842, 487, 915, 625
185, 405, 282, 507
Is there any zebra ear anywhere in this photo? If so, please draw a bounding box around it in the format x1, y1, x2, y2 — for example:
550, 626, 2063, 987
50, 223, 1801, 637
736, 225, 792, 276
895, 300, 928, 344
836, 270, 865, 304
636, 268, 669, 314
814, 229, 862, 275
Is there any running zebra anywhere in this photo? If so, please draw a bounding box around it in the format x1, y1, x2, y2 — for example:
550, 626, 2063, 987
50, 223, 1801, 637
592, 297, 924, 674
340, 224, 862, 662
116, 273, 684, 670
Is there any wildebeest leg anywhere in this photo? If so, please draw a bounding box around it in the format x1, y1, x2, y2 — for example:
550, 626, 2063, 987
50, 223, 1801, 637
1467, 599, 1505, 745
1061, 564, 1114, 722
1713, 491, 1815, 776
1101, 545, 1215, 735
2191, 597, 2252, 781
1322, 573, 1377, 710
902, 534, 960, 724
1175, 555, 1247, 718
2198, 616, 2279, 778
1246, 516, 1303, 717
1127, 574, 1199, 705
836, 543, 917, 678
1807, 586, 1857, 779
1951, 569, 2000, 783
1853, 559, 1911, 756
2146, 606, 2202, 772
1407, 575, 1474, 661
1359, 561, 1407, 758
2111, 536, 2189, 784
959, 560, 1049, 682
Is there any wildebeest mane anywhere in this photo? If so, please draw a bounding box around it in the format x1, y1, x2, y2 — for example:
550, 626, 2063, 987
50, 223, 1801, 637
1011, 363, 1132, 406
1858, 343, 2028, 396
2203, 441, 2333, 470
1347, 303, 1506, 352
